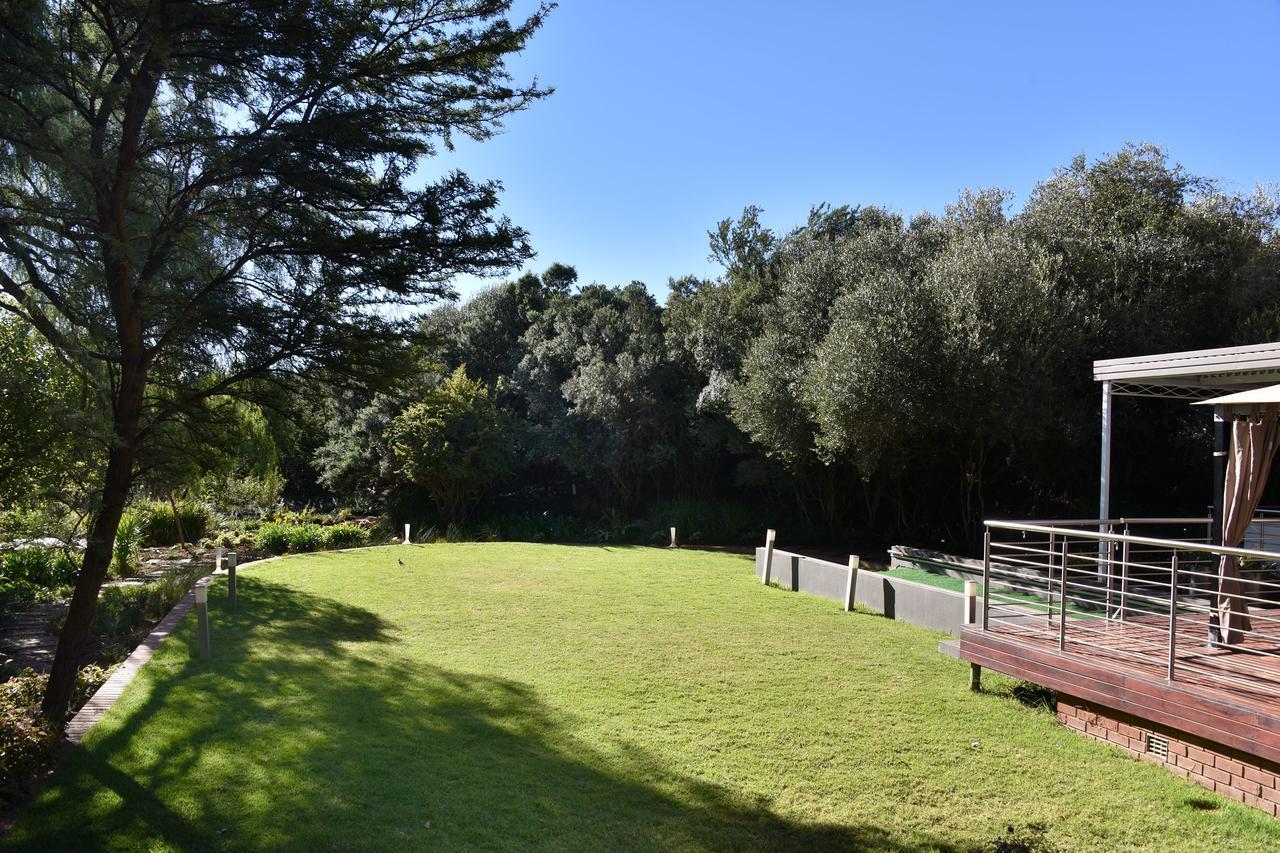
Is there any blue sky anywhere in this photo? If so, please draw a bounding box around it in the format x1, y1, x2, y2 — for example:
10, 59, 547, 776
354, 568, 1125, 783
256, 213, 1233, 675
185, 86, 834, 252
434, 0, 1280, 300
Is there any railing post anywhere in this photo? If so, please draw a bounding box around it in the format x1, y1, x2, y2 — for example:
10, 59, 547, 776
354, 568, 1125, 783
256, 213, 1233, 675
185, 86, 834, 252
981, 530, 991, 630
1046, 532, 1056, 626
1120, 525, 1131, 622
1058, 539, 1069, 652
1168, 552, 1179, 681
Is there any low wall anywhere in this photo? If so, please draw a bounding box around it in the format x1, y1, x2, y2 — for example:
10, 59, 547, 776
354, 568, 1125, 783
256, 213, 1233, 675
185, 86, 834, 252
754, 547, 975, 636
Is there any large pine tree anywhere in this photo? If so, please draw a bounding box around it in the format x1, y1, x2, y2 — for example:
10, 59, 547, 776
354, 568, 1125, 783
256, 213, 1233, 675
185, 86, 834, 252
0, 0, 551, 719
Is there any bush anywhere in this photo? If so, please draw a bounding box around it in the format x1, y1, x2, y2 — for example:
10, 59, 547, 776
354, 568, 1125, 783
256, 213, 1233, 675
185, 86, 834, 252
285, 524, 323, 553
0, 548, 79, 611
321, 523, 367, 550
0, 664, 111, 803
256, 522, 291, 555
113, 509, 145, 577
136, 500, 212, 547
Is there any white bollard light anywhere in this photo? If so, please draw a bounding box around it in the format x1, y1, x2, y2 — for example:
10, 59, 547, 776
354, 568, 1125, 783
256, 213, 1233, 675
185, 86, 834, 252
195, 585, 211, 658
404, 523, 411, 545
215, 544, 223, 573
964, 580, 978, 625
669, 527, 678, 548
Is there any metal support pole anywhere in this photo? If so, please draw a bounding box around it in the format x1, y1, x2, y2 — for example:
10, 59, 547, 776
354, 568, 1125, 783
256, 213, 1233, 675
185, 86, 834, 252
1169, 553, 1179, 681
1209, 407, 1227, 644
844, 555, 860, 612
1119, 528, 1131, 622
1098, 379, 1113, 576
969, 662, 982, 691
1058, 540, 1069, 652
1046, 532, 1056, 625
981, 530, 991, 630
227, 552, 237, 609
761, 529, 776, 586
195, 585, 211, 658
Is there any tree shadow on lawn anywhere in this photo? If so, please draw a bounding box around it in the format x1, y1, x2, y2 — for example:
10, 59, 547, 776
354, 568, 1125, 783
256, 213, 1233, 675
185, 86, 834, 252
5, 576, 970, 852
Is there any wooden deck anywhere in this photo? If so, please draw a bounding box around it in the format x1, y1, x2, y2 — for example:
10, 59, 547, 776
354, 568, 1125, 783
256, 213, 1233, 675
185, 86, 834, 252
960, 608, 1280, 765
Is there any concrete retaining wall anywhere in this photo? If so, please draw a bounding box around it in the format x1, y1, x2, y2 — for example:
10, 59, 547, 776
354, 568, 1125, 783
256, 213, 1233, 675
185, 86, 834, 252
755, 547, 976, 636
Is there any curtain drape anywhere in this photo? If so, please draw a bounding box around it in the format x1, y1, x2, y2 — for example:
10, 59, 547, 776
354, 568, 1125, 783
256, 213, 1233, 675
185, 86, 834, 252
1217, 408, 1280, 645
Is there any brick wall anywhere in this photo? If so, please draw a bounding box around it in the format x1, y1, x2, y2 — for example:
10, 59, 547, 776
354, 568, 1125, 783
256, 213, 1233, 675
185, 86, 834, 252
1058, 694, 1280, 816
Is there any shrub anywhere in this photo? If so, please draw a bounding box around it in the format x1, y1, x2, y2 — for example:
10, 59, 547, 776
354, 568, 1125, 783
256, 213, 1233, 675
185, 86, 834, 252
0, 664, 111, 803
0, 548, 79, 611
256, 522, 291, 555
321, 523, 367, 550
136, 500, 212, 546
113, 509, 145, 577
285, 524, 323, 553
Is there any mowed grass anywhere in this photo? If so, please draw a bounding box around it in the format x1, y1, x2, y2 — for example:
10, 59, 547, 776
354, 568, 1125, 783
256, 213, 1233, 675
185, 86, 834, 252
6, 544, 1280, 851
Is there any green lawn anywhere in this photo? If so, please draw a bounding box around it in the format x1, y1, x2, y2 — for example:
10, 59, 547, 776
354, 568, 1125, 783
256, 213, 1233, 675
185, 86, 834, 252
6, 544, 1279, 851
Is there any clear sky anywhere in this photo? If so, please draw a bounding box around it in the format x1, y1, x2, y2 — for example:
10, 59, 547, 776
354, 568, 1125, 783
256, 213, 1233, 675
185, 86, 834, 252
434, 0, 1280, 300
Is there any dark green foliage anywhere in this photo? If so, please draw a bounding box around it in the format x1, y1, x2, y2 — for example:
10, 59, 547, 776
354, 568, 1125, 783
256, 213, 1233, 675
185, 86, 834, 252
0, 665, 110, 803
134, 501, 213, 548
0, 549, 79, 611
387, 368, 519, 525
322, 524, 368, 551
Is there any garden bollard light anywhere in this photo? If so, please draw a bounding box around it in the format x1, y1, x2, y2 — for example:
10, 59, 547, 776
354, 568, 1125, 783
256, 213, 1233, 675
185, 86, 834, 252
215, 544, 223, 573
669, 527, 678, 548
844, 555, 861, 612
195, 585, 211, 658
227, 552, 238, 608
964, 579, 978, 625
404, 523, 411, 545
761, 529, 777, 585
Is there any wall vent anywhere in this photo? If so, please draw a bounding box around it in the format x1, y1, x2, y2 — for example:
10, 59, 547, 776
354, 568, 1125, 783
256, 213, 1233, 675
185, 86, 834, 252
1147, 733, 1170, 761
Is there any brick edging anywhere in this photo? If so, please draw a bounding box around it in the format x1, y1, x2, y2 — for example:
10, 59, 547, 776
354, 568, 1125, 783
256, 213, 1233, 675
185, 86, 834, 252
63, 556, 277, 743
62, 543, 404, 744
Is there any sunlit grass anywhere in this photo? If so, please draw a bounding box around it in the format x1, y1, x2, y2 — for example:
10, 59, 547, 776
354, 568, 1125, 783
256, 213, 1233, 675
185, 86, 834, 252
5, 544, 1278, 851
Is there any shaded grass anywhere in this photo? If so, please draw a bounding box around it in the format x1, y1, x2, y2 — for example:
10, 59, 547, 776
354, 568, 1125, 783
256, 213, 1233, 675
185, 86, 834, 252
5, 544, 1280, 851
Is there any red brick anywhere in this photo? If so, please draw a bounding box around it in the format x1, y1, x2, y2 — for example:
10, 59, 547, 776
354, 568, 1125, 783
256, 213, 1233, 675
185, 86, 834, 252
1219, 784, 1247, 803
1237, 778, 1263, 798
1244, 793, 1277, 816
1167, 741, 1188, 758
1260, 786, 1280, 806
1188, 746, 1215, 766
1217, 756, 1245, 776
1203, 766, 1231, 785
1244, 765, 1277, 788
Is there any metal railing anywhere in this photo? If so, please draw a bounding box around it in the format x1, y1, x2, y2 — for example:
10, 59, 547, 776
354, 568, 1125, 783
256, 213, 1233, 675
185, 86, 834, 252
979, 518, 1280, 701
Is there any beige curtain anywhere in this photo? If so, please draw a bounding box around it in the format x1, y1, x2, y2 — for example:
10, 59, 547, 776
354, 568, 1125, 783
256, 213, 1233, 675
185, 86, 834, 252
1218, 408, 1280, 645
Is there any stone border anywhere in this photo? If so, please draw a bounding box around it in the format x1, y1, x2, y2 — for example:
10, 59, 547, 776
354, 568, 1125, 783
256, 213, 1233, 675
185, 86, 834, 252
63, 556, 279, 743
62, 546, 391, 744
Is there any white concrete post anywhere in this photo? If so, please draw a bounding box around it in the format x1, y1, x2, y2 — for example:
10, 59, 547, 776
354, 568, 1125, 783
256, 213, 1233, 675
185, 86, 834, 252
669, 527, 678, 548
404, 523, 411, 545
964, 579, 978, 625
844, 555, 861, 611
227, 552, 238, 608
761, 529, 777, 585
195, 585, 211, 658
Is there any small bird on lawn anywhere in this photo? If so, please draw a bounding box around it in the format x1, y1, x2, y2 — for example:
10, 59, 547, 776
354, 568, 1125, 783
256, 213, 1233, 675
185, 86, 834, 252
398, 558, 404, 566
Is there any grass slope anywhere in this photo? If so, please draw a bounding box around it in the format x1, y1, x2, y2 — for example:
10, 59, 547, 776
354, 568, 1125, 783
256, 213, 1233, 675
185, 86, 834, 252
6, 544, 1279, 851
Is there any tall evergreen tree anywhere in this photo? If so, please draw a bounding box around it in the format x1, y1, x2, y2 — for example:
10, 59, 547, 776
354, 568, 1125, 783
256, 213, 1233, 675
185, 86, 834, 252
0, 0, 551, 719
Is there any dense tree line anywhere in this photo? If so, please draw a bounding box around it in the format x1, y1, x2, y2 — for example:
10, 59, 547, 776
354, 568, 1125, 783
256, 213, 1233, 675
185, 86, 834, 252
304, 145, 1280, 548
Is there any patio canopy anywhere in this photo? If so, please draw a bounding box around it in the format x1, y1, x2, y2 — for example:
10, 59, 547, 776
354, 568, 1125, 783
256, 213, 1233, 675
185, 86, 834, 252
1192, 384, 1280, 408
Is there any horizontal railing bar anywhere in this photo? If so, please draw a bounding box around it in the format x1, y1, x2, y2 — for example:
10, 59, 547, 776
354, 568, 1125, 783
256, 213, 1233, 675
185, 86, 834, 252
986, 520, 1280, 561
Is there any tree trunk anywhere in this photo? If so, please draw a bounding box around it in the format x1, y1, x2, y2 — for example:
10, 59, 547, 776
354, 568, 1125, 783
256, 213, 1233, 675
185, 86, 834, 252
168, 491, 188, 550
42, 364, 145, 722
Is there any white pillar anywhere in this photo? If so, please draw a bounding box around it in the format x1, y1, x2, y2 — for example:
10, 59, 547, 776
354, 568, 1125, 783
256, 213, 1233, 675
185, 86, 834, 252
761, 529, 777, 585
404, 523, 411, 545
1098, 379, 1113, 576
844, 555, 861, 611
669, 527, 677, 548
215, 544, 223, 573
